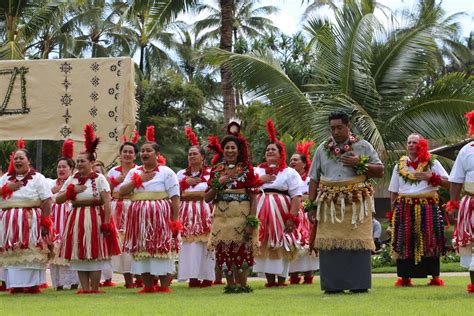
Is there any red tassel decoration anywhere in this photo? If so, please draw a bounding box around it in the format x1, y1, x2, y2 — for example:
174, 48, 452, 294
146, 126, 155, 142
265, 119, 287, 170
84, 124, 99, 155
158, 155, 166, 166
131, 130, 139, 144
65, 183, 77, 201
1, 183, 14, 200
170, 220, 183, 234
61, 139, 74, 159
7, 151, 14, 174
121, 135, 127, 143
17, 139, 25, 149
207, 136, 223, 166
185, 127, 199, 146
131, 173, 144, 189
109, 176, 120, 187
416, 138, 431, 163
428, 173, 442, 187
282, 213, 300, 226
465, 110, 474, 136
445, 200, 460, 213
296, 141, 315, 172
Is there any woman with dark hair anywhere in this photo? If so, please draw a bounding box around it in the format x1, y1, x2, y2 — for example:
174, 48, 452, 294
57, 124, 120, 294
47, 140, 79, 290
253, 120, 303, 287
108, 134, 141, 288
0, 141, 53, 294
120, 126, 181, 293
177, 127, 215, 287
205, 121, 260, 293
288, 142, 319, 285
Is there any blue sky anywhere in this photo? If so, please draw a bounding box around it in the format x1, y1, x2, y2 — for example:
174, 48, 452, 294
247, 0, 473, 38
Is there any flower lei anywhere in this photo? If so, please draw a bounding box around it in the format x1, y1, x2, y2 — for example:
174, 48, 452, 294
398, 155, 435, 185
258, 162, 281, 176
210, 162, 248, 193
323, 134, 360, 160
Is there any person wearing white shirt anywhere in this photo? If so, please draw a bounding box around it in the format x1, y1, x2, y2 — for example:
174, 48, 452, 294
388, 134, 449, 287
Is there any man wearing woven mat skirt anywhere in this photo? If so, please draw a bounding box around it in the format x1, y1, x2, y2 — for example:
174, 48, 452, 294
307, 111, 384, 294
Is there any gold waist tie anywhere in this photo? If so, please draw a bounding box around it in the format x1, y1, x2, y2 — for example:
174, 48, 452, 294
130, 192, 168, 201
181, 191, 205, 201
0, 200, 42, 209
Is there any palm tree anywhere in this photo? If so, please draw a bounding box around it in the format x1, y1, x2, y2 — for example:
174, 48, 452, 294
202, 0, 474, 165
194, 0, 280, 123
0, 0, 61, 60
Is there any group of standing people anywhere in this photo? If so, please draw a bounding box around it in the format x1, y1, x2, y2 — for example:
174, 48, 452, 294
0, 110, 473, 295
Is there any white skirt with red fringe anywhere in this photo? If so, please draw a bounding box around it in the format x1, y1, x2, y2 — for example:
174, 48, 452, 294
111, 198, 132, 232
179, 200, 212, 240
123, 200, 180, 259
0, 207, 50, 267
256, 193, 301, 252
59, 206, 121, 262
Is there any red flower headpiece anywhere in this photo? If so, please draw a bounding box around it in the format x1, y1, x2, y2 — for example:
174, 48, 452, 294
265, 119, 287, 170
207, 136, 223, 166
122, 130, 139, 144
61, 139, 74, 159
185, 127, 199, 146
296, 141, 315, 172
465, 110, 474, 136
146, 126, 155, 142
83, 124, 100, 156
416, 138, 431, 163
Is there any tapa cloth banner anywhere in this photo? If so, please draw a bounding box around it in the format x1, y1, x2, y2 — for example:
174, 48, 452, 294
0, 57, 136, 165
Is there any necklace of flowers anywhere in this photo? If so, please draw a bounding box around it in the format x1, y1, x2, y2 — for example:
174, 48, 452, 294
398, 155, 434, 184
324, 134, 360, 160
211, 162, 247, 192
8, 168, 36, 186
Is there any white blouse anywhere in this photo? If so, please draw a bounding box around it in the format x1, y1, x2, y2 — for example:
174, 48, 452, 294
123, 165, 179, 198
449, 142, 474, 183
107, 166, 137, 193
388, 159, 448, 194
176, 168, 210, 192
0, 171, 52, 202
255, 166, 304, 198
60, 173, 110, 201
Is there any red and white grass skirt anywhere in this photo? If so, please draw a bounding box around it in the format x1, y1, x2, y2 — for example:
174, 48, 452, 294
454, 194, 474, 248
0, 207, 49, 266
296, 208, 313, 247
111, 198, 132, 232
179, 200, 212, 241
51, 203, 69, 241
123, 200, 180, 259
256, 193, 301, 252
59, 206, 121, 261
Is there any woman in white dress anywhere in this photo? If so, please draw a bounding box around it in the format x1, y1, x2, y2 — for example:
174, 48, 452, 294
0, 143, 53, 294
177, 127, 215, 287
47, 139, 79, 290
288, 142, 319, 285
57, 124, 120, 294
120, 126, 181, 293
253, 120, 303, 287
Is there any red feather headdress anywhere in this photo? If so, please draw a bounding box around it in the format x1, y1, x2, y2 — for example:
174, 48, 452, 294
185, 127, 199, 146
146, 126, 155, 142
207, 136, 223, 166
61, 139, 74, 159
83, 124, 100, 157
416, 138, 431, 163
465, 110, 474, 136
122, 130, 139, 144
265, 119, 287, 170
8, 138, 26, 173
17, 139, 25, 149
296, 141, 315, 172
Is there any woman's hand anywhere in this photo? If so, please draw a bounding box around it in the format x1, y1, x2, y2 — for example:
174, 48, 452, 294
7, 181, 23, 191
141, 172, 155, 183
218, 175, 231, 185
74, 185, 87, 194
186, 177, 202, 186
414, 171, 432, 181
259, 174, 276, 184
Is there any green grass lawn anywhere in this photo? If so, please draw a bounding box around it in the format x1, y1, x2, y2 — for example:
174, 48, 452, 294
1, 276, 472, 315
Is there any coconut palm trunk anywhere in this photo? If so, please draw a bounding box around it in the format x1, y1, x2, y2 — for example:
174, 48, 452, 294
220, 0, 235, 124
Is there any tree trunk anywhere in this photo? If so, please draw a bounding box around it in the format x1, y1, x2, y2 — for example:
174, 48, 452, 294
220, 0, 235, 124
36, 140, 43, 173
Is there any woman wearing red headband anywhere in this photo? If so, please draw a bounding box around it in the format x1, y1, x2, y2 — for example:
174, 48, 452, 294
177, 127, 215, 287
253, 119, 303, 287
57, 124, 120, 294
0, 141, 53, 294
120, 126, 181, 293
